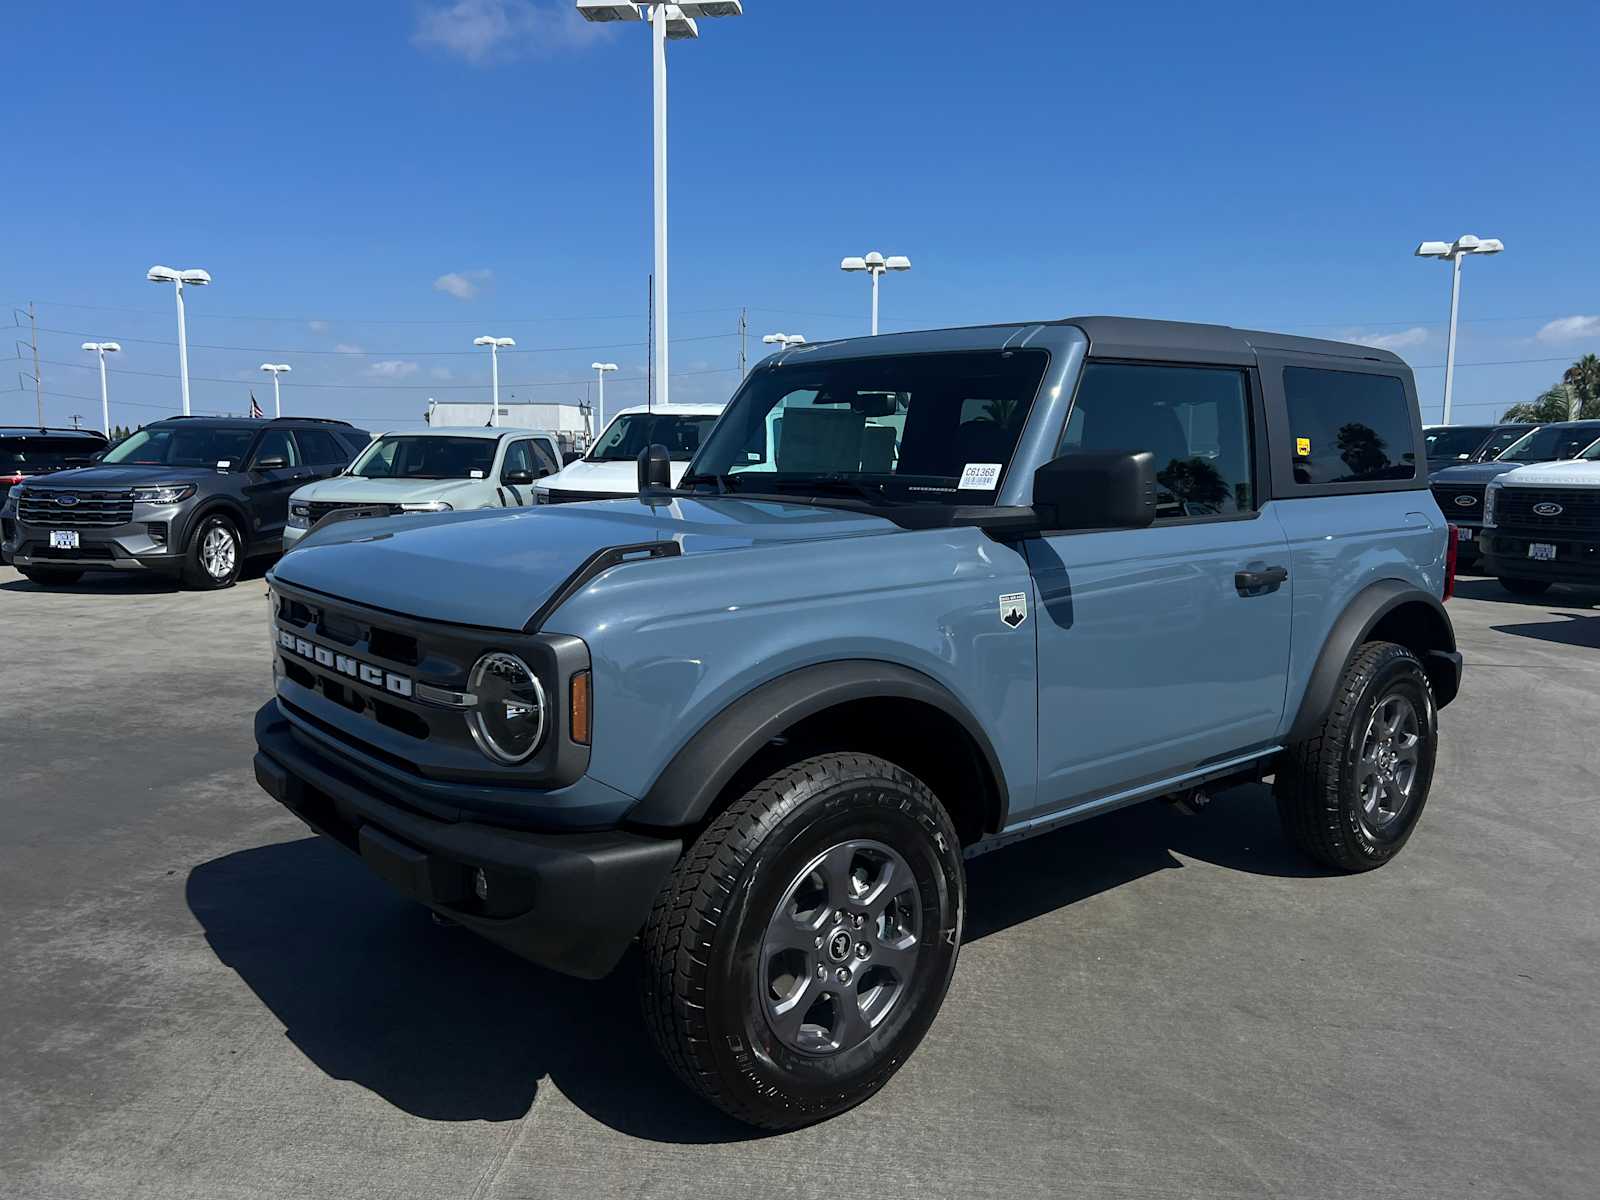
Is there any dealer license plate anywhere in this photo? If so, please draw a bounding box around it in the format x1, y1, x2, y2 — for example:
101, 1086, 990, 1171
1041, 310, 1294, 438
50, 530, 79, 550
1456, 527, 1473, 541
1528, 543, 1556, 561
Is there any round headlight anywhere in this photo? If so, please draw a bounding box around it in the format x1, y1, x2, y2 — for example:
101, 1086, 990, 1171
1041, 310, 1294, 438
467, 652, 547, 764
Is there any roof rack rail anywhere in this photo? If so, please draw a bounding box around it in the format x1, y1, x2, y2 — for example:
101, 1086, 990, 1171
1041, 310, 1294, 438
266, 416, 354, 426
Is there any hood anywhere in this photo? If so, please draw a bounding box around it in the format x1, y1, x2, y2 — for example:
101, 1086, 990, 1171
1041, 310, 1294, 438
15, 463, 225, 490
540, 457, 690, 494
1428, 461, 1523, 484
271, 495, 901, 630
1493, 460, 1600, 488
292, 474, 493, 506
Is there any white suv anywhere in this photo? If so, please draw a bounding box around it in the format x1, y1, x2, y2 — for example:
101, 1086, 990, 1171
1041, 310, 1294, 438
284, 426, 563, 548
536, 403, 725, 504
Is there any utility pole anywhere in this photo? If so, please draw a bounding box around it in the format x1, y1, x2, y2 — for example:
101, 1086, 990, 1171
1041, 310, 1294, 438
29, 303, 43, 426
69, 413, 83, 429
738, 306, 748, 377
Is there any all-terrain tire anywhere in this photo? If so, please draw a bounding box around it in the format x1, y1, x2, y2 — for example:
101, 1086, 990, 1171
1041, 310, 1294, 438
1275, 641, 1437, 872
181, 513, 243, 590
642, 752, 965, 1130
17, 566, 83, 586
1497, 576, 1552, 596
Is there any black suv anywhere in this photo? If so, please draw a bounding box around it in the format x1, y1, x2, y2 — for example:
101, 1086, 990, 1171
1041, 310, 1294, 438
1, 426, 109, 492
2, 416, 368, 589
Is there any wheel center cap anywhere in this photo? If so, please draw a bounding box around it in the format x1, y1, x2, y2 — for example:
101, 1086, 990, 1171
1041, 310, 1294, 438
826, 929, 854, 963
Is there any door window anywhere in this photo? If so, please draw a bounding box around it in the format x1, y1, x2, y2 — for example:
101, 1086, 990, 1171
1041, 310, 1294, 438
251, 429, 300, 468
532, 438, 561, 473
501, 439, 535, 480
294, 429, 346, 465
1061, 363, 1255, 519
1283, 367, 1415, 484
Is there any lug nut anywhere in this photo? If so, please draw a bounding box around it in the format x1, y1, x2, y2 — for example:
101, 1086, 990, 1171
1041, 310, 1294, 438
834, 910, 845, 924
852, 913, 864, 929
814, 935, 823, 948
835, 967, 850, 983
816, 964, 827, 979
855, 941, 870, 959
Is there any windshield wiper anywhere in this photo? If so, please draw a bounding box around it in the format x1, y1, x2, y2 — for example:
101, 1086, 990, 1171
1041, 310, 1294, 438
761, 476, 901, 505
680, 472, 743, 495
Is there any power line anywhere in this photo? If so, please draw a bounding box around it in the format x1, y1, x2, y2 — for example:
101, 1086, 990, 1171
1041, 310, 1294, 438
26, 324, 738, 356
15, 298, 743, 327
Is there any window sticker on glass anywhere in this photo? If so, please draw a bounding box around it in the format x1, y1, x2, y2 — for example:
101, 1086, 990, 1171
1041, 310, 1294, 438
1295, 437, 1311, 457
958, 462, 1002, 490
470, 469, 485, 478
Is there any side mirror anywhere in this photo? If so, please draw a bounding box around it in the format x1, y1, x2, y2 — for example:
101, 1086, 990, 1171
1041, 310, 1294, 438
88, 450, 106, 462
1032, 450, 1157, 531
254, 455, 289, 471
502, 469, 535, 486
637, 443, 672, 493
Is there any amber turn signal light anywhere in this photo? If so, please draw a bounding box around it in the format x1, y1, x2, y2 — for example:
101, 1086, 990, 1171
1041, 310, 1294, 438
570, 670, 591, 745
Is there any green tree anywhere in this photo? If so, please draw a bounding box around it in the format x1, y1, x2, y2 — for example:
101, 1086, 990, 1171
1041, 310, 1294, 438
1502, 354, 1600, 422
1564, 353, 1600, 406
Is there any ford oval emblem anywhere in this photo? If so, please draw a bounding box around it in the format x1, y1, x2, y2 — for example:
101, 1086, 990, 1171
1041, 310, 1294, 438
1453, 494, 1477, 507
1533, 502, 1564, 517
56, 494, 79, 507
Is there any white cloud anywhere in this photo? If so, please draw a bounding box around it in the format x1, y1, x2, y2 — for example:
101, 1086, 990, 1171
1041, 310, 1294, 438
308, 320, 330, 335
368, 360, 421, 379
1535, 315, 1600, 344
433, 268, 493, 301
334, 342, 365, 355
412, 0, 607, 66
430, 366, 454, 381
1344, 326, 1429, 351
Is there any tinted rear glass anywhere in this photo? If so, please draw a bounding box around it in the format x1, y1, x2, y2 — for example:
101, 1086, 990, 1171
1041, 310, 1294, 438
1284, 367, 1416, 484
0, 436, 103, 469
1424, 427, 1490, 460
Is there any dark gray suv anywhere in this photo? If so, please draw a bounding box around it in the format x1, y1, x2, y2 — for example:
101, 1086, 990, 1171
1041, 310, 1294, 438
2, 416, 368, 589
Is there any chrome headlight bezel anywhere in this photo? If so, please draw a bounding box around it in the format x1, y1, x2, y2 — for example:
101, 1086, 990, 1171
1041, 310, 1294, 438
287, 500, 311, 528
400, 501, 453, 513
131, 483, 197, 505
465, 652, 549, 764
1483, 482, 1499, 528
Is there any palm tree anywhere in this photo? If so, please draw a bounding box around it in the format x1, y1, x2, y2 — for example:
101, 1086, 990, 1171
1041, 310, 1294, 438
1502, 385, 1585, 423
1564, 353, 1600, 406
1502, 353, 1600, 422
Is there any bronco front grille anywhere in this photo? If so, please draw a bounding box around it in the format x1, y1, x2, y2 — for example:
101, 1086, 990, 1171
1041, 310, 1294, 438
17, 489, 133, 528
307, 500, 404, 525
1495, 487, 1600, 532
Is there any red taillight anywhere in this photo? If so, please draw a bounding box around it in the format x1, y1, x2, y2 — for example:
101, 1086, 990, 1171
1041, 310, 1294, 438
1443, 523, 1458, 601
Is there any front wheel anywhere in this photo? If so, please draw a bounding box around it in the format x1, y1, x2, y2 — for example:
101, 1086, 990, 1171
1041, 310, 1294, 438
642, 753, 965, 1129
1497, 576, 1551, 596
182, 514, 242, 590
1275, 641, 1437, 872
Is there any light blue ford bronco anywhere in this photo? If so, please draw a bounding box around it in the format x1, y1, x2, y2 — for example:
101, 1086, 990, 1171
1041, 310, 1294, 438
253, 316, 1462, 1128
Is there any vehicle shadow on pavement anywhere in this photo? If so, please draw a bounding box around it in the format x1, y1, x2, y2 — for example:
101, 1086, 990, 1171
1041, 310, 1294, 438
186, 836, 757, 1143
1451, 577, 1599, 608
0, 573, 181, 595
189, 789, 1310, 1140
1488, 611, 1600, 649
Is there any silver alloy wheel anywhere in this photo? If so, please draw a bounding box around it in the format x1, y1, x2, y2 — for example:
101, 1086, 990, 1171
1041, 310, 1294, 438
1357, 692, 1421, 831
201, 524, 236, 580
760, 839, 922, 1057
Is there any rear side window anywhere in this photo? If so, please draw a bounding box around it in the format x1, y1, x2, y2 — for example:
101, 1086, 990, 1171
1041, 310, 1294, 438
294, 429, 347, 465
1284, 367, 1415, 484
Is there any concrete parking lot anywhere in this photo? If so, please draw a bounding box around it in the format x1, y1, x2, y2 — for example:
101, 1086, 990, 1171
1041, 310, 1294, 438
2, 563, 1596, 1200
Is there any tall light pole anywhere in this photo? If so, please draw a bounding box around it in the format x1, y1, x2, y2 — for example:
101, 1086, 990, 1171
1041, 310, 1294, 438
577, 3, 743, 406
1415, 235, 1503, 424
762, 332, 806, 352
840, 252, 911, 336
259, 363, 292, 418
473, 336, 516, 425
591, 361, 618, 428
146, 266, 211, 416
80, 341, 121, 435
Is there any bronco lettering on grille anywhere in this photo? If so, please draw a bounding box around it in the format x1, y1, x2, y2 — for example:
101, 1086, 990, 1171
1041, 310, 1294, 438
278, 630, 414, 697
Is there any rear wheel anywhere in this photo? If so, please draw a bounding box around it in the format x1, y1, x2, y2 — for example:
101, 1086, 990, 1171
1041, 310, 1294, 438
1275, 641, 1437, 872
17, 566, 83, 587
182, 514, 242, 590
1497, 576, 1551, 596
642, 752, 965, 1129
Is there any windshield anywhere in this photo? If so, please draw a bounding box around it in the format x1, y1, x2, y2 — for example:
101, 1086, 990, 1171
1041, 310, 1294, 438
1579, 437, 1600, 461
686, 350, 1049, 503
1424, 427, 1490, 460
1, 436, 103, 471
102, 425, 255, 467
587, 412, 719, 463
349, 435, 497, 479
1478, 426, 1527, 459
1496, 425, 1600, 463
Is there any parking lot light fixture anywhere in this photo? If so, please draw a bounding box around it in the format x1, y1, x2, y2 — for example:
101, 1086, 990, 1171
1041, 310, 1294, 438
80, 341, 121, 435
762, 333, 806, 351
1415, 234, 1504, 424
591, 361, 619, 428
473, 336, 516, 425
258, 363, 292, 418
146, 265, 211, 416
576, 2, 742, 406
840, 252, 911, 335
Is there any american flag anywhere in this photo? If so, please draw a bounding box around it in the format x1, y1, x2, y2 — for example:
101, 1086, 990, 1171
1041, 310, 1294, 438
249, 392, 264, 419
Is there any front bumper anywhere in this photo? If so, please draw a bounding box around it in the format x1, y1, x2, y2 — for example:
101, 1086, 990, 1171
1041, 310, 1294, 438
1481, 530, 1600, 584
7, 512, 187, 573
253, 703, 682, 979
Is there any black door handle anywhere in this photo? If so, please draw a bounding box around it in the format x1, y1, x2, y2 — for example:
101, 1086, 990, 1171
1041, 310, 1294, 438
1235, 565, 1288, 596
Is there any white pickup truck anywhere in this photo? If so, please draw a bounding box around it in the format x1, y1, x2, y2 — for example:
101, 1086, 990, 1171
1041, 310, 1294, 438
1481, 435, 1600, 594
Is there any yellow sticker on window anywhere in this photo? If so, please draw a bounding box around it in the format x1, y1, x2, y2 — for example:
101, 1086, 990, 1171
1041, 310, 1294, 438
1295, 437, 1311, 457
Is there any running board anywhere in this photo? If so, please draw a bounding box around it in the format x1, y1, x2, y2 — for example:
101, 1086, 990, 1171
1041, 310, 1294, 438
964, 746, 1282, 859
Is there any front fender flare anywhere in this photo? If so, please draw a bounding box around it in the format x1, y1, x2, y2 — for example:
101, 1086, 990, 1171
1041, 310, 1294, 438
625, 659, 1009, 832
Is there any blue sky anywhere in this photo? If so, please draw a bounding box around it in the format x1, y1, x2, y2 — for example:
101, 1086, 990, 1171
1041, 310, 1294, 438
5, 0, 1598, 433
